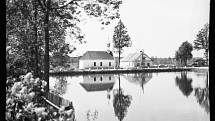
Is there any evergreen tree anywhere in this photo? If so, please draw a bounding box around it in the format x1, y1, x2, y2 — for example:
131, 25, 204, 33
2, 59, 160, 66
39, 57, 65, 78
193, 23, 209, 64
112, 19, 131, 67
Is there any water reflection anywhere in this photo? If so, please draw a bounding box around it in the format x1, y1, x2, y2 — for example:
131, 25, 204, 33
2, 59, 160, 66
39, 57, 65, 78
113, 75, 132, 121
80, 74, 116, 92
86, 109, 98, 121
194, 72, 209, 114
79, 74, 116, 120
175, 72, 193, 97
49, 72, 210, 121
51, 76, 68, 95
175, 71, 210, 114
122, 73, 152, 94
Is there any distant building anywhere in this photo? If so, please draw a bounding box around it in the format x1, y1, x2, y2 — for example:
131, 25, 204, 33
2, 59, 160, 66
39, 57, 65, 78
120, 52, 152, 68
192, 58, 208, 66
79, 51, 115, 69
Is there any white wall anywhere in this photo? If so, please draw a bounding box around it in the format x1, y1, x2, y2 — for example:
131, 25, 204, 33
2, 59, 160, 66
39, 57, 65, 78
121, 62, 135, 68
79, 60, 115, 69
121, 60, 153, 68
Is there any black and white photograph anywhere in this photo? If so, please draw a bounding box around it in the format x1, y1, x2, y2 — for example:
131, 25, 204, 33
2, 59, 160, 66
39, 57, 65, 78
6, 0, 210, 121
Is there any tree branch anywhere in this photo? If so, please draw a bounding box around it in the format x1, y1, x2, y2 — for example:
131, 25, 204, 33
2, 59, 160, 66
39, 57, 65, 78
43, 0, 47, 8
58, 0, 74, 8
53, 8, 64, 19
37, 0, 46, 11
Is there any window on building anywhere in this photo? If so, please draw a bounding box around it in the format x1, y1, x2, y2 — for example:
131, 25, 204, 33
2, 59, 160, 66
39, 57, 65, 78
94, 62, 96, 66
109, 76, 111, 80
94, 77, 96, 81
109, 62, 111, 66
100, 62, 102, 66
100, 77, 102, 81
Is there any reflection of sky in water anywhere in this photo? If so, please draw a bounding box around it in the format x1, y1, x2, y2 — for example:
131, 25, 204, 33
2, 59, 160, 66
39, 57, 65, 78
50, 72, 209, 121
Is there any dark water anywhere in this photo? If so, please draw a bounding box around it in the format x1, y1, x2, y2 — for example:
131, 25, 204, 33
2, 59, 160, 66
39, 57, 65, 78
50, 71, 209, 121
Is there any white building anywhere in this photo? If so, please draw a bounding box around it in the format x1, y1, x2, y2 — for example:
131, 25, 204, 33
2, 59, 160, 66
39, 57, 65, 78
120, 51, 153, 68
79, 51, 115, 69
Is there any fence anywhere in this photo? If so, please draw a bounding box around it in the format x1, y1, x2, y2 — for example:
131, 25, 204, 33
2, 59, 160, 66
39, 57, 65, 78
41, 92, 72, 110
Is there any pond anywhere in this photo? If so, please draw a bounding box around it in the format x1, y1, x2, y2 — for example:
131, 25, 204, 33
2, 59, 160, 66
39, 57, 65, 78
50, 71, 209, 121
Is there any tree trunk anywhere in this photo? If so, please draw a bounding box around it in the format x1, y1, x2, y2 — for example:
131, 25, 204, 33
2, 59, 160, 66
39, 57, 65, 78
118, 48, 120, 68
118, 21, 121, 68
184, 59, 187, 66
34, 0, 39, 77
118, 75, 121, 121
44, 0, 51, 92
205, 49, 209, 65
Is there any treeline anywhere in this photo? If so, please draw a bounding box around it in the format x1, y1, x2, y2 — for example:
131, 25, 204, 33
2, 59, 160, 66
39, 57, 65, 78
174, 23, 209, 66
150, 57, 201, 65
151, 57, 176, 65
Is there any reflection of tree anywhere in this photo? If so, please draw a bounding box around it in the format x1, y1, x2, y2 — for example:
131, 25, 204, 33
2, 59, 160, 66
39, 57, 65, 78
175, 72, 193, 97
194, 72, 209, 114
194, 88, 209, 113
140, 73, 146, 94
86, 109, 98, 121
51, 76, 68, 95
122, 73, 152, 94
113, 75, 132, 121
107, 89, 111, 104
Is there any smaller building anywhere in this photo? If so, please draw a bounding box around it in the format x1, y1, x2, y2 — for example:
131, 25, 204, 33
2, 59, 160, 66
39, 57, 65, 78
79, 51, 115, 69
192, 58, 208, 67
120, 51, 152, 68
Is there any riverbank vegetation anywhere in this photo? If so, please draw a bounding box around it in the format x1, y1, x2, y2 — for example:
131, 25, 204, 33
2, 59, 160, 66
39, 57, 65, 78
6, 72, 75, 121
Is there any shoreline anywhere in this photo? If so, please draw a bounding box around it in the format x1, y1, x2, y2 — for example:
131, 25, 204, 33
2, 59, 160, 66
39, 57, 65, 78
49, 67, 208, 76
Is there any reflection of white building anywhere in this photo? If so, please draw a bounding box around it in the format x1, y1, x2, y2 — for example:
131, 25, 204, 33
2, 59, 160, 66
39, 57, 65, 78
122, 73, 152, 86
120, 52, 152, 68
122, 73, 152, 93
80, 74, 116, 92
79, 51, 115, 69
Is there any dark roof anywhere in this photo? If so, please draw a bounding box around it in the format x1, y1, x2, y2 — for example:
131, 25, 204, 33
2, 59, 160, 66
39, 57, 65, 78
80, 51, 114, 60
80, 82, 115, 92
194, 58, 207, 62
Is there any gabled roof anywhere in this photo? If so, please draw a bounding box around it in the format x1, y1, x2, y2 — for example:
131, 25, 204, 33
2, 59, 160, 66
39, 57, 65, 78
194, 58, 207, 62
80, 51, 114, 60
121, 52, 151, 62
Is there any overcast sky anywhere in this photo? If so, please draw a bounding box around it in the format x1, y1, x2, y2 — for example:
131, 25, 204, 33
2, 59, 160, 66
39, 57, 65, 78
67, 0, 210, 58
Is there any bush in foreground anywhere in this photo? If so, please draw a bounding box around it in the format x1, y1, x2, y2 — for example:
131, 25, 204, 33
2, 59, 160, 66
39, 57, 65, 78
6, 72, 75, 121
